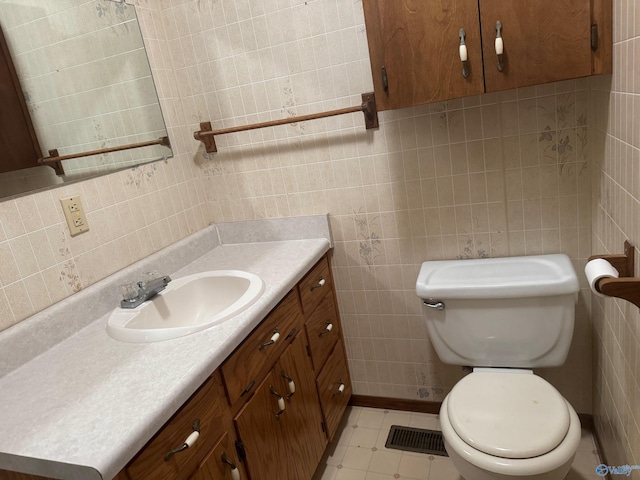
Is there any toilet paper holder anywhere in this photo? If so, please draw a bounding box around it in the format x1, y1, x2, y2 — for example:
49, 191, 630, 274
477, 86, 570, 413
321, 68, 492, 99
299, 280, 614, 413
589, 240, 640, 308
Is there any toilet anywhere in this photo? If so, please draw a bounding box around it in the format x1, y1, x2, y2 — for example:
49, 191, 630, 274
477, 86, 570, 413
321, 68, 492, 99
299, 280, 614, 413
415, 254, 582, 480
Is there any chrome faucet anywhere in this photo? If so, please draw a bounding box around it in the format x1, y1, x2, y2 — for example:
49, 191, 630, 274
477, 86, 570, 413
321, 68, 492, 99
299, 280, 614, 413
120, 273, 171, 309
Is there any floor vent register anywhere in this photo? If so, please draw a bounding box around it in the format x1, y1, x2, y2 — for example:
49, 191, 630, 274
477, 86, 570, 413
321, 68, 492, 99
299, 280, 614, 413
385, 425, 448, 456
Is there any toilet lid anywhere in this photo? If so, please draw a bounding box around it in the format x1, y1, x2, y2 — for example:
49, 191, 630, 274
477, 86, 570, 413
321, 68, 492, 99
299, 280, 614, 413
447, 371, 570, 459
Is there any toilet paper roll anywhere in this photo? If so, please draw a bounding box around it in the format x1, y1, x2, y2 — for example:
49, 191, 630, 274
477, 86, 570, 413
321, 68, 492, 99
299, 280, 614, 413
584, 258, 619, 297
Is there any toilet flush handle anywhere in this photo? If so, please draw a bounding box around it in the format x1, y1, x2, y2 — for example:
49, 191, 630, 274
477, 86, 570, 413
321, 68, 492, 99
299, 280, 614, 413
423, 300, 445, 310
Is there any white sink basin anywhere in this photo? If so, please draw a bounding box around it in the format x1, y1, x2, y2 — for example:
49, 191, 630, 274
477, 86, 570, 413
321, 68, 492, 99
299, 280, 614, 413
107, 271, 264, 343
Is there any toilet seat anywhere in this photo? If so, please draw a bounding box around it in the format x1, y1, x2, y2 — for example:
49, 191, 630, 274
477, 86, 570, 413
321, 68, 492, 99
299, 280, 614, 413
447, 369, 570, 459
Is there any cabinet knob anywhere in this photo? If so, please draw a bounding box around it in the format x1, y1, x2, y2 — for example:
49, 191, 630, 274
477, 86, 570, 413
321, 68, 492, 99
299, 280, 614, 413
164, 419, 200, 461
222, 453, 241, 480
334, 381, 346, 396
459, 28, 469, 78
495, 20, 504, 72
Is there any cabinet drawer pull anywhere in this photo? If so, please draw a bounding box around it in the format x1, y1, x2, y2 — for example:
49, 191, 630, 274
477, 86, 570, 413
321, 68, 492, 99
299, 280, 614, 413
459, 28, 469, 78
164, 419, 200, 461
318, 322, 333, 337
334, 381, 345, 396
222, 453, 241, 480
281, 371, 296, 400
310, 278, 326, 291
259, 328, 280, 350
495, 20, 504, 72
270, 386, 286, 418
381, 66, 389, 93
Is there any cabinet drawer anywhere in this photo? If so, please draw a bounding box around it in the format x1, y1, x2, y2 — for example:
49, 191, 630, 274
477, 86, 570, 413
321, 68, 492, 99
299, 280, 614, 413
316, 340, 351, 442
221, 291, 303, 405
298, 256, 333, 316
126, 371, 227, 480
305, 292, 340, 372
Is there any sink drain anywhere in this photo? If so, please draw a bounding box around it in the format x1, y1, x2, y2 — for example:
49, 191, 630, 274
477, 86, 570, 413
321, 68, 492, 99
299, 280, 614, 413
385, 425, 448, 456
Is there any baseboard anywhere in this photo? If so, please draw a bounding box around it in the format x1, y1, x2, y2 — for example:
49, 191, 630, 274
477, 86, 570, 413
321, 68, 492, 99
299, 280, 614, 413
349, 395, 441, 414
578, 413, 593, 429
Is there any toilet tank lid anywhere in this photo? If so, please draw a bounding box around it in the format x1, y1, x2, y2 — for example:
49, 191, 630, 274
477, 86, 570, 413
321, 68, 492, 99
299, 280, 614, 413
416, 254, 579, 299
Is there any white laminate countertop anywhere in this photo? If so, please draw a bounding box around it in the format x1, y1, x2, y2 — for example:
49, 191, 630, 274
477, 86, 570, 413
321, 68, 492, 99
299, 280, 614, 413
0, 233, 331, 479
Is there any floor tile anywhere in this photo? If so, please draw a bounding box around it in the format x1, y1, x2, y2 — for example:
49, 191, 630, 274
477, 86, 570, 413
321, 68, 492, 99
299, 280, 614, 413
341, 445, 374, 470
335, 467, 367, 480
398, 453, 431, 479
367, 450, 402, 475
349, 427, 380, 449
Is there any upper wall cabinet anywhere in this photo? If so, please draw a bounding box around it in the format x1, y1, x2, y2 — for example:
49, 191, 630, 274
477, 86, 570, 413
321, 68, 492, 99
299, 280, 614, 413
363, 0, 485, 110
363, 0, 612, 111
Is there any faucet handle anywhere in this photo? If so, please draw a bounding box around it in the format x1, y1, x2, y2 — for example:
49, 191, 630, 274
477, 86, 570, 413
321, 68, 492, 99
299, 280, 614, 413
120, 282, 139, 302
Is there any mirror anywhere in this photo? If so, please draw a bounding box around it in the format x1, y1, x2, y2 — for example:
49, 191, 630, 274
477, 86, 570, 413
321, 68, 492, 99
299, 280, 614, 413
0, 0, 171, 200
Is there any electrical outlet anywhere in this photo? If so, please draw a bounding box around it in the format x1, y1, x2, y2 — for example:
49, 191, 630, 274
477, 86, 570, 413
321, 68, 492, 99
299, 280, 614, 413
60, 196, 89, 237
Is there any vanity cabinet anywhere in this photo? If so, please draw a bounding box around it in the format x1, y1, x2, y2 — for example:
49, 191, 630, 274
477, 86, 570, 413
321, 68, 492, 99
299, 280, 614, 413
363, 0, 612, 110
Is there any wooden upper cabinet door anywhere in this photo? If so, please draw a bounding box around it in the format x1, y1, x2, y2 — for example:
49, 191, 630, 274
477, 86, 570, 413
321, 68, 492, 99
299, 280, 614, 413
363, 0, 484, 110
480, 0, 592, 92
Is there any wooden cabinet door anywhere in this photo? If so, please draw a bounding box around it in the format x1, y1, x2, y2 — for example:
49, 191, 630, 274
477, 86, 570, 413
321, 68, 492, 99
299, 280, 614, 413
316, 340, 352, 442
275, 336, 327, 479
480, 0, 592, 92
363, 0, 484, 110
234, 372, 293, 480
235, 336, 327, 480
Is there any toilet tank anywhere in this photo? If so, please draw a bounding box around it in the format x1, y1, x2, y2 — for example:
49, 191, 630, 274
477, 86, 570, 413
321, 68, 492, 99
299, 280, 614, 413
415, 254, 579, 368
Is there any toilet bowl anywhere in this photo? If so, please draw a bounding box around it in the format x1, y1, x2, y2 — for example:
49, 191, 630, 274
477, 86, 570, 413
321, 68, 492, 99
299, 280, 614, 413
416, 254, 581, 480
439, 369, 581, 480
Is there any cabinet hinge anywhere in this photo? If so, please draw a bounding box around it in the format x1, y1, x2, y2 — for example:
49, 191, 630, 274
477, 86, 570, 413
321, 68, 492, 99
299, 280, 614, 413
306, 344, 312, 357
240, 380, 255, 397
235, 440, 246, 461
591, 24, 599, 51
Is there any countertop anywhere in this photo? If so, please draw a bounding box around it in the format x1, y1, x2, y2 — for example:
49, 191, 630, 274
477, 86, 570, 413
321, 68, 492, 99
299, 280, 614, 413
0, 219, 331, 479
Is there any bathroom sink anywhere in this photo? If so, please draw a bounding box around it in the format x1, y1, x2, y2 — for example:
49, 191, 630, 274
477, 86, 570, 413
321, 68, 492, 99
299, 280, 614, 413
107, 271, 265, 343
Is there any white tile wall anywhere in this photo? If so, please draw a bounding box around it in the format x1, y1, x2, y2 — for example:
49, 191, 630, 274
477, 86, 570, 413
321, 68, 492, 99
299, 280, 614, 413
160, 0, 593, 411
590, 0, 640, 469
